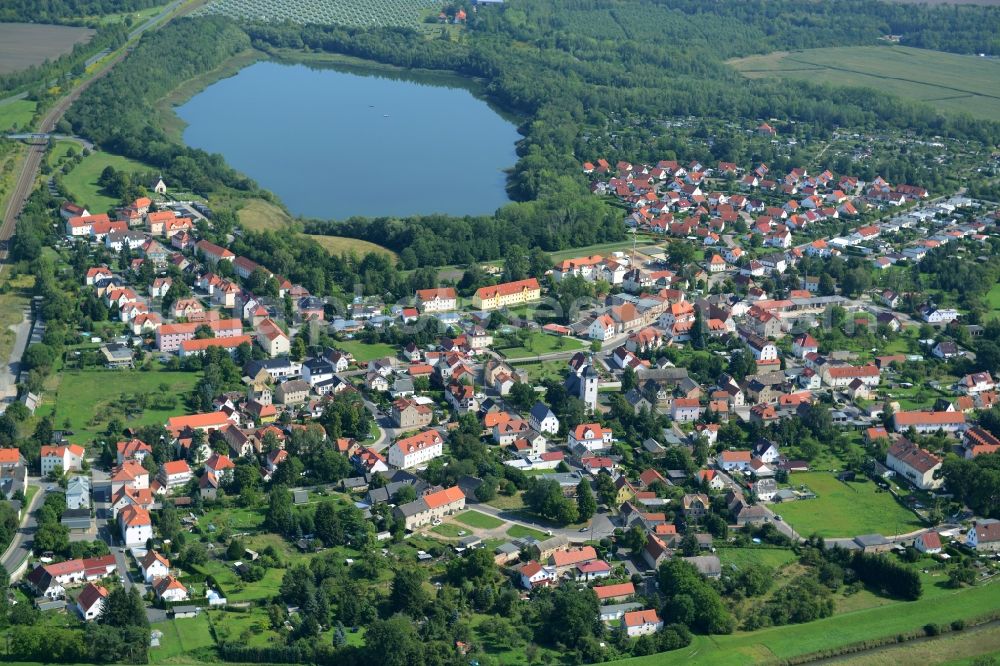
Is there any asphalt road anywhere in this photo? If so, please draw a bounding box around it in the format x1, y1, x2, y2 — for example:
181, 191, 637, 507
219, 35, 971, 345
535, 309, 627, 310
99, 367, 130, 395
0, 478, 47, 574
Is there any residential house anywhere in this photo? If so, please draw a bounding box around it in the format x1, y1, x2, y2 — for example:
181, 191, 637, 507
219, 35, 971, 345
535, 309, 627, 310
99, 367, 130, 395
40, 444, 84, 476
118, 505, 153, 546
624, 609, 663, 637
567, 423, 613, 452
387, 430, 444, 470
76, 582, 109, 621
141, 551, 171, 583
393, 486, 466, 530
886, 439, 943, 490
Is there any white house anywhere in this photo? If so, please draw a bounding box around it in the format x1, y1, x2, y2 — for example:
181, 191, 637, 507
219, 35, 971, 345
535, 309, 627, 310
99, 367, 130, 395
670, 398, 703, 423
141, 551, 171, 583
519, 561, 557, 590
589, 314, 616, 341
153, 575, 189, 602
914, 531, 942, 554
623, 609, 663, 637
40, 444, 84, 476
415, 287, 458, 313
118, 505, 153, 547
885, 439, 943, 490
966, 519, 1000, 552
567, 423, 613, 452
76, 583, 108, 621
529, 402, 560, 435
386, 430, 444, 470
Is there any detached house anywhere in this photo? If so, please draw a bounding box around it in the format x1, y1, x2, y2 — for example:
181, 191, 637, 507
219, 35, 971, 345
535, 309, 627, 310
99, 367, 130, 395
40, 444, 84, 476
387, 430, 444, 470
886, 439, 943, 490
528, 402, 559, 435
568, 423, 613, 452
118, 505, 153, 546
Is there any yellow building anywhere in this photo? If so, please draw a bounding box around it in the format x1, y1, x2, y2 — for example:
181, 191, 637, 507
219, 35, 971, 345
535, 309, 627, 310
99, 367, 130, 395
472, 278, 542, 311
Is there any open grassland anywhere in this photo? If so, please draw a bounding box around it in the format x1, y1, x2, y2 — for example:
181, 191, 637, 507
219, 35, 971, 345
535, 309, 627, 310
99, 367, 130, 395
0, 98, 35, 131
776, 471, 924, 538
61, 148, 155, 213
609, 580, 998, 666
237, 199, 397, 260
0, 23, 95, 74
834, 621, 1000, 665
548, 237, 661, 262
194, 0, 442, 29
729, 45, 1000, 121
306, 234, 398, 261
39, 367, 200, 442
237, 197, 291, 232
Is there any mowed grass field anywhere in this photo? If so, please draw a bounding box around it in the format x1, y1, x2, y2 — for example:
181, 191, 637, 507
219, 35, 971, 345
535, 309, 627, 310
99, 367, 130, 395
455, 510, 504, 530
0, 23, 95, 74
729, 45, 1000, 121
609, 579, 998, 666
498, 331, 585, 359
776, 472, 924, 538
60, 148, 155, 213
0, 98, 35, 131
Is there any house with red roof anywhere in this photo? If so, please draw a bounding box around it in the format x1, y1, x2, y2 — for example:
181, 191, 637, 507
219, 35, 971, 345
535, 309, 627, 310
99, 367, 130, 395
157, 460, 193, 491
153, 575, 188, 602
387, 430, 444, 470
40, 444, 84, 476
718, 450, 752, 472
568, 423, 613, 452
140, 551, 170, 583
914, 531, 942, 554
118, 505, 153, 546
393, 486, 466, 530
519, 560, 557, 589
624, 609, 663, 637
76, 582, 109, 620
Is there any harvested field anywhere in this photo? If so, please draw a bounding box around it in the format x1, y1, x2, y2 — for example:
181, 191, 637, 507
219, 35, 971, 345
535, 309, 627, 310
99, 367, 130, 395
0, 23, 95, 74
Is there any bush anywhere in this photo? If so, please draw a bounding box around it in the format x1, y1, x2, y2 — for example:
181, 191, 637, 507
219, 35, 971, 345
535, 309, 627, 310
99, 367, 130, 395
951, 619, 966, 631
924, 623, 940, 636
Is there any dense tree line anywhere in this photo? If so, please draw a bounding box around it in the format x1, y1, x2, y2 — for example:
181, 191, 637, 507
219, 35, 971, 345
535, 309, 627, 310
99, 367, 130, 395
943, 453, 1000, 519
0, 0, 160, 23
66, 17, 265, 196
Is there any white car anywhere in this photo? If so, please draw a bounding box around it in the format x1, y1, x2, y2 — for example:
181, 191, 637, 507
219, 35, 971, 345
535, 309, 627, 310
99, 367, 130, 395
431, 519, 442, 526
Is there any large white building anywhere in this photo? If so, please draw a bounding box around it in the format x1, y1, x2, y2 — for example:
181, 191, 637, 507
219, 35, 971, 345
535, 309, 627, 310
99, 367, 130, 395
885, 439, 943, 490
386, 430, 444, 470
118, 505, 153, 547
40, 444, 84, 476
567, 423, 613, 452
623, 609, 663, 637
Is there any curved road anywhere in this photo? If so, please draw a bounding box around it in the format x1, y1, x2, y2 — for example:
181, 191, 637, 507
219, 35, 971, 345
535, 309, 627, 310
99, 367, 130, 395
0, 479, 46, 575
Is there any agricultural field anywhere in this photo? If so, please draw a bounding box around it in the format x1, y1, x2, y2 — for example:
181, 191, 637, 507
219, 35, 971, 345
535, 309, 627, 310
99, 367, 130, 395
306, 234, 398, 262
0, 98, 35, 131
37, 367, 200, 442
0, 23, 95, 74
835, 622, 1000, 665
774, 472, 924, 538
193, 0, 443, 29
729, 45, 1000, 121
609, 579, 999, 666
59, 148, 156, 214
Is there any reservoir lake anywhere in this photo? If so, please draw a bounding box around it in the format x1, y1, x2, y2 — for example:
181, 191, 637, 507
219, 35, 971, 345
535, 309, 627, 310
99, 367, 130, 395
176, 60, 520, 219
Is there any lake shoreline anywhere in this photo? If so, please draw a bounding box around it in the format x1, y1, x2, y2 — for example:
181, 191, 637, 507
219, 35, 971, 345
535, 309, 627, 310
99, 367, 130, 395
175, 58, 521, 220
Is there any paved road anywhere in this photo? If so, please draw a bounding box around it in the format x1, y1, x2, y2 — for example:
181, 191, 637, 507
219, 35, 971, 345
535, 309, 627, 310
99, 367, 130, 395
0, 300, 31, 409
0, 479, 47, 574
471, 501, 617, 542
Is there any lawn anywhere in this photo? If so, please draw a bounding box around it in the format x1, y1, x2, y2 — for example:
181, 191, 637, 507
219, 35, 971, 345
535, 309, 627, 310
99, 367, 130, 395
431, 522, 465, 538
729, 45, 1000, 121
208, 608, 283, 648
60, 148, 156, 214
509, 360, 568, 384
0, 98, 36, 131
149, 615, 216, 663
776, 472, 923, 538
716, 547, 798, 571
307, 234, 398, 262
454, 510, 505, 530
498, 331, 584, 359
39, 367, 200, 442
506, 524, 547, 540
335, 340, 397, 363
200, 506, 267, 533
609, 580, 998, 666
